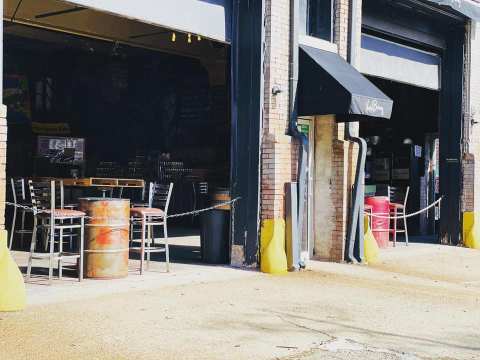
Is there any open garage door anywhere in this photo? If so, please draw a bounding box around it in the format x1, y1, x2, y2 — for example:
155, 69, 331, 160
5, 0, 231, 44
62, 0, 232, 43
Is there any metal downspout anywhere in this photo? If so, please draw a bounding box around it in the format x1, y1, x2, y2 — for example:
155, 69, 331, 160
345, 0, 366, 263
288, 0, 307, 269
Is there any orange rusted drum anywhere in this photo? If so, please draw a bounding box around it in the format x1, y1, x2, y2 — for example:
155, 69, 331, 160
211, 188, 231, 210
79, 198, 130, 279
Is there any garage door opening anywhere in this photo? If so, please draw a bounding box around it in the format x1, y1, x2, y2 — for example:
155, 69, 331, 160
4, 17, 232, 266
361, 77, 440, 244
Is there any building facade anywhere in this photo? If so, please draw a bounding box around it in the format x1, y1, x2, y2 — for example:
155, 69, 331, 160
260, 0, 480, 264
1, 0, 480, 268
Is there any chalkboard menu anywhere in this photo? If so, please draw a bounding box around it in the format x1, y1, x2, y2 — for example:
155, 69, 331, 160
37, 136, 85, 164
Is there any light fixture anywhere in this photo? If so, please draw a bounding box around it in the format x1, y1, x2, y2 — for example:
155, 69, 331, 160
370, 136, 380, 146
197, 35, 202, 41
171, 32, 176, 42
271, 85, 282, 95
187, 33, 192, 43
403, 138, 413, 145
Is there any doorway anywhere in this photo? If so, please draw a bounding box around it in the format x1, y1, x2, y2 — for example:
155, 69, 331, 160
360, 78, 440, 243
298, 117, 315, 260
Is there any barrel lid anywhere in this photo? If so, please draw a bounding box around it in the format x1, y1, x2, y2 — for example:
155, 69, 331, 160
212, 187, 230, 194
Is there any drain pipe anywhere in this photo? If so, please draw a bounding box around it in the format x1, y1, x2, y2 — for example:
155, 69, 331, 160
345, 0, 366, 263
287, 0, 307, 269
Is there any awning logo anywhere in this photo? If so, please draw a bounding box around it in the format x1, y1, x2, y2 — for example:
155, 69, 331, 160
365, 99, 385, 117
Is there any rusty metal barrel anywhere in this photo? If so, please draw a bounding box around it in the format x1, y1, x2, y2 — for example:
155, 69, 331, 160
78, 197, 130, 279
211, 188, 231, 210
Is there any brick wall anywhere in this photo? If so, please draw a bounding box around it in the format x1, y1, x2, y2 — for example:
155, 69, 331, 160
466, 23, 480, 222
260, 0, 296, 221
260, 0, 363, 262
328, 0, 356, 261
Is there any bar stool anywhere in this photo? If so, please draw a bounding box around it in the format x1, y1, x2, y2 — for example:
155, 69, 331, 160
130, 182, 173, 274
9, 178, 33, 250
26, 180, 85, 284
129, 182, 150, 243
388, 186, 410, 246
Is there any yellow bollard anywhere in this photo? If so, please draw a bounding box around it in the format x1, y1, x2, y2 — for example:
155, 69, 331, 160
463, 212, 480, 250
0, 230, 26, 311
260, 219, 288, 274
364, 215, 380, 264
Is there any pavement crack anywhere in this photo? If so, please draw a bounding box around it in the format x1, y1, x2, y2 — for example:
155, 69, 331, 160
276, 314, 337, 342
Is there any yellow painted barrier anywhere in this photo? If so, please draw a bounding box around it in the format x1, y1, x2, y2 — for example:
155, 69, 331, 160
463, 212, 480, 250
0, 230, 26, 311
364, 215, 380, 264
260, 219, 288, 274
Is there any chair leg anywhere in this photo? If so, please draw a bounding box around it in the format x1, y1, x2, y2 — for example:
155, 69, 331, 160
140, 216, 146, 275
164, 221, 170, 273
150, 220, 155, 246
393, 208, 397, 247
129, 219, 133, 246
20, 209, 26, 249
403, 212, 409, 246
9, 206, 17, 250
146, 219, 151, 271
79, 217, 84, 282
48, 225, 55, 285
69, 217, 74, 250
26, 217, 38, 281
58, 227, 63, 280
44, 219, 50, 252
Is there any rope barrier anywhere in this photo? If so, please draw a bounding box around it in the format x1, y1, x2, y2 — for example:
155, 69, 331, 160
365, 197, 442, 220
3, 197, 241, 221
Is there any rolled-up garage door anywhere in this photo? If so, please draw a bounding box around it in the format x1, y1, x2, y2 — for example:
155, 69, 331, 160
359, 34, 441, 90
64, 0, 232, 43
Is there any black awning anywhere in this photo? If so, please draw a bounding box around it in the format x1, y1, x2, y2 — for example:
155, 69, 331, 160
298, 45, 393, 121
424, 0, 480, 21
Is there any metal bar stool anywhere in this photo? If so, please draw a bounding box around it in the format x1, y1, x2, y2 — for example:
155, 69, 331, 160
130, 182, 173, 274
26, 180, 85, 284
9, 178, 33, 250
388, 186, 410, 247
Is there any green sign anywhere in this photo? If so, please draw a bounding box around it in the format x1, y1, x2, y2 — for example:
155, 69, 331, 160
298, 124, 309, 136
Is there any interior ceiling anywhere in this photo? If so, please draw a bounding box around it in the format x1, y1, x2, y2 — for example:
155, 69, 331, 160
4, 0, 227, 62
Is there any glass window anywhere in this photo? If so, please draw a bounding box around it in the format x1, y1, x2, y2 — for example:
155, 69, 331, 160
308, 0, 333, 42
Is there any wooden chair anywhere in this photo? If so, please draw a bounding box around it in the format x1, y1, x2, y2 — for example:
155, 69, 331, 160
130, 182, 173, 274
26, 180, 85, 284
9, 178, 33, 250
388, 186, 410, 247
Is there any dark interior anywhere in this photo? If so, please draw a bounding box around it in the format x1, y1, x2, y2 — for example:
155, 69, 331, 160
4, 23, 231, 262
360, 77, 440, 241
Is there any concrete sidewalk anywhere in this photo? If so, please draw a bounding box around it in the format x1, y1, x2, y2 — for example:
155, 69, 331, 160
1, 244, 480, 360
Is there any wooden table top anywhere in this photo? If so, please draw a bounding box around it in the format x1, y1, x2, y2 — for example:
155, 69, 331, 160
62, 177, 144, 188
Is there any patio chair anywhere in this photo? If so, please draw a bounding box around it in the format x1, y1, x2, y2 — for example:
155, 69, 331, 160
130, 182, 173, 274
26, 180, 85, 284
388, 186, 410, 246
9, 178, 33, 250
129, 181, 151, 242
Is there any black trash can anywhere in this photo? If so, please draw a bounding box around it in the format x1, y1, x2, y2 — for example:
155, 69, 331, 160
200, 189, 230, 264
